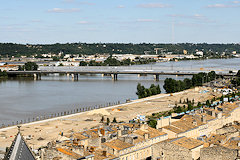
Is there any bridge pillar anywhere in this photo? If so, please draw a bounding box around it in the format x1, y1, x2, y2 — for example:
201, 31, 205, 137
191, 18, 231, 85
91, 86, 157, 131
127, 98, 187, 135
102, 73, 111, 77
138, 74, 147, 77
154, 74, 159, 81
111, 74, 118, 81
71, 73, 79, 81
33, 73, 41, 80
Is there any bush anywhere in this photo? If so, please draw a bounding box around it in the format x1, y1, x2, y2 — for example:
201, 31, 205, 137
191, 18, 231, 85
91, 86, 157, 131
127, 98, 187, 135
136, 83, 161, 99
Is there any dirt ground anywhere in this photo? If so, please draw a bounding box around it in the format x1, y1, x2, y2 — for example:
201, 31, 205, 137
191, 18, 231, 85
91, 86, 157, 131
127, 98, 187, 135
0, 86, 221, 150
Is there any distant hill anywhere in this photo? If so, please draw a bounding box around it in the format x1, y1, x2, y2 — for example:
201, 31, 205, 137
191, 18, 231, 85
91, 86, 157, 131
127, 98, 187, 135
0, 43, 239, 57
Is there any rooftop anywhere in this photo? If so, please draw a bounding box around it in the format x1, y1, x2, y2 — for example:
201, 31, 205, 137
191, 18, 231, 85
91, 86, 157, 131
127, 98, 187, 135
206, 134, 227, 145
171, 137, 204, 150
134, 126, 166, 139
103, 139, 134, 151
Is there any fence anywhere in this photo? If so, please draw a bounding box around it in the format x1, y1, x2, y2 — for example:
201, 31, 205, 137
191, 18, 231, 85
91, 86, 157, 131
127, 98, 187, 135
0, 100, 122, 129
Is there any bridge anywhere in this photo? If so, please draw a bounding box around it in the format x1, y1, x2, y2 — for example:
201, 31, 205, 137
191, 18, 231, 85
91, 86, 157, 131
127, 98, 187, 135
6, 68, 235, 81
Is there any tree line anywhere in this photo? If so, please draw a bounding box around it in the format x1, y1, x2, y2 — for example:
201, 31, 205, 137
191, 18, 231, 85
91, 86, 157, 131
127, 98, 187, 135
136, 83, 161, 99
79, 56, 156, 66
0, 43, 239, 58
163, 71, 217, 93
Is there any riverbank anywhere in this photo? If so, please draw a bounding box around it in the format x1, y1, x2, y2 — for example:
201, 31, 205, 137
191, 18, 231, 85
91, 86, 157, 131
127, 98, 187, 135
0, 86, 221, 150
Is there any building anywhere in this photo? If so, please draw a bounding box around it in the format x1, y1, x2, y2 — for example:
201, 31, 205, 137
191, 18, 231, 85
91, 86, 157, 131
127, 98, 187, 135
152, 136, 204, 160
158, 102, 240, 139
4, 127, 36, 160
103, 124, 168, 160
200, 145, 239, 160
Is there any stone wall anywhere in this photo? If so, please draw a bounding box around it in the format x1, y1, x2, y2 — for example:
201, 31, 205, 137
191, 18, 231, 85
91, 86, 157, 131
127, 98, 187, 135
88, 137, 101, 148
200, 146, 238, 160
152, 141, 192, 160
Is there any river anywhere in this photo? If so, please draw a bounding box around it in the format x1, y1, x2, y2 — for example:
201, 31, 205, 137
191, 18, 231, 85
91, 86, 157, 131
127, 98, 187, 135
0, 58, 239, 125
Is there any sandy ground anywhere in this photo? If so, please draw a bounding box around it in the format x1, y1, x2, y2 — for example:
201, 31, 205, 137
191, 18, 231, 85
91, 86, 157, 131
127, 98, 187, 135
0, 86, 221, 150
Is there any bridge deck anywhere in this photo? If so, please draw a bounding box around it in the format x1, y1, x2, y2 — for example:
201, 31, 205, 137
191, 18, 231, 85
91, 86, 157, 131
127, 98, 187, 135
6, 70, 234, 76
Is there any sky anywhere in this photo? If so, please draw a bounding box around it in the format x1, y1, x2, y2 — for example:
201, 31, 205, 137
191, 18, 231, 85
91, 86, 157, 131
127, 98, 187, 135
0, 0, 239, 44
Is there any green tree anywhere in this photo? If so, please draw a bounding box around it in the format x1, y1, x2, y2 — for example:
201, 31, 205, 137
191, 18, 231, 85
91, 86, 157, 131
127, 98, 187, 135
148, 119, 157, 128
104, 56, 121, 66
208, 71, 216, 81
79, 61, 88, 66
206, 100, 211, 106
106, 118, 110, 125
136, 83, 146, 99
174, 106, 183, 113
156, 84, 161, 94
52, 56, 59, 61
163, 78, 176, 93
100, 116, 104, 123
58, 63, 64, 66
197, 102, 202, 108
121, 59, 131, 66
0, 69, 8, 77
21, 62, 38, 71
183, 78, 192, 89
236, 70, 240, 77
187, 103, 193, 111
112, 117, 117, 123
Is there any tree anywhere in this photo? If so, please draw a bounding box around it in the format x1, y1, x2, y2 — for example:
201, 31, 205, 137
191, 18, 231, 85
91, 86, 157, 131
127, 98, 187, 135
100, 116, 104, 123
174, 106, 183, 113
145, 88, 152, 97
0, 69, 8, 77
112, 117, 117, 123
106, 118, 110, 125
20, 62, 38, 71
156, 84, 161, 94
104, 56, 121, 66
187, 103, 193, 111
208, 71, 216, 81
163, 78, 176, 93
58, 63, 64, 66
121, 59, 131, 66
206, 100, 211, 106
136, 83, 146, 99
52, 56, 60, 61
197, 102, 202, 108
79, 61, 88, 66
148, 119, 157, 128
236, 70, 240, 77
136, 83, 161, 99
183, 78, 192, 89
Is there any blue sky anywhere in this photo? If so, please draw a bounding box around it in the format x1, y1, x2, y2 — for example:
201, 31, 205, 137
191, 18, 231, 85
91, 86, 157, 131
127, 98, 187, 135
0, 0, 239, 44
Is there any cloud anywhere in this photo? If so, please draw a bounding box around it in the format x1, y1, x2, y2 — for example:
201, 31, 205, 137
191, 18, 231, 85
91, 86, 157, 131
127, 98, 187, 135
47, 8, 80, 13
136, 19, 154, 22
30, 19, 42, 23
232, 1, 240, 4
62, 0, 95, 5
168, 14, 206, 20
62, 0, 75, 3
138, 3, 171, 8
78, 21, 89, 24
117, 5, 125, 8
79, 2, 95, 5
206, 3, 239, 8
